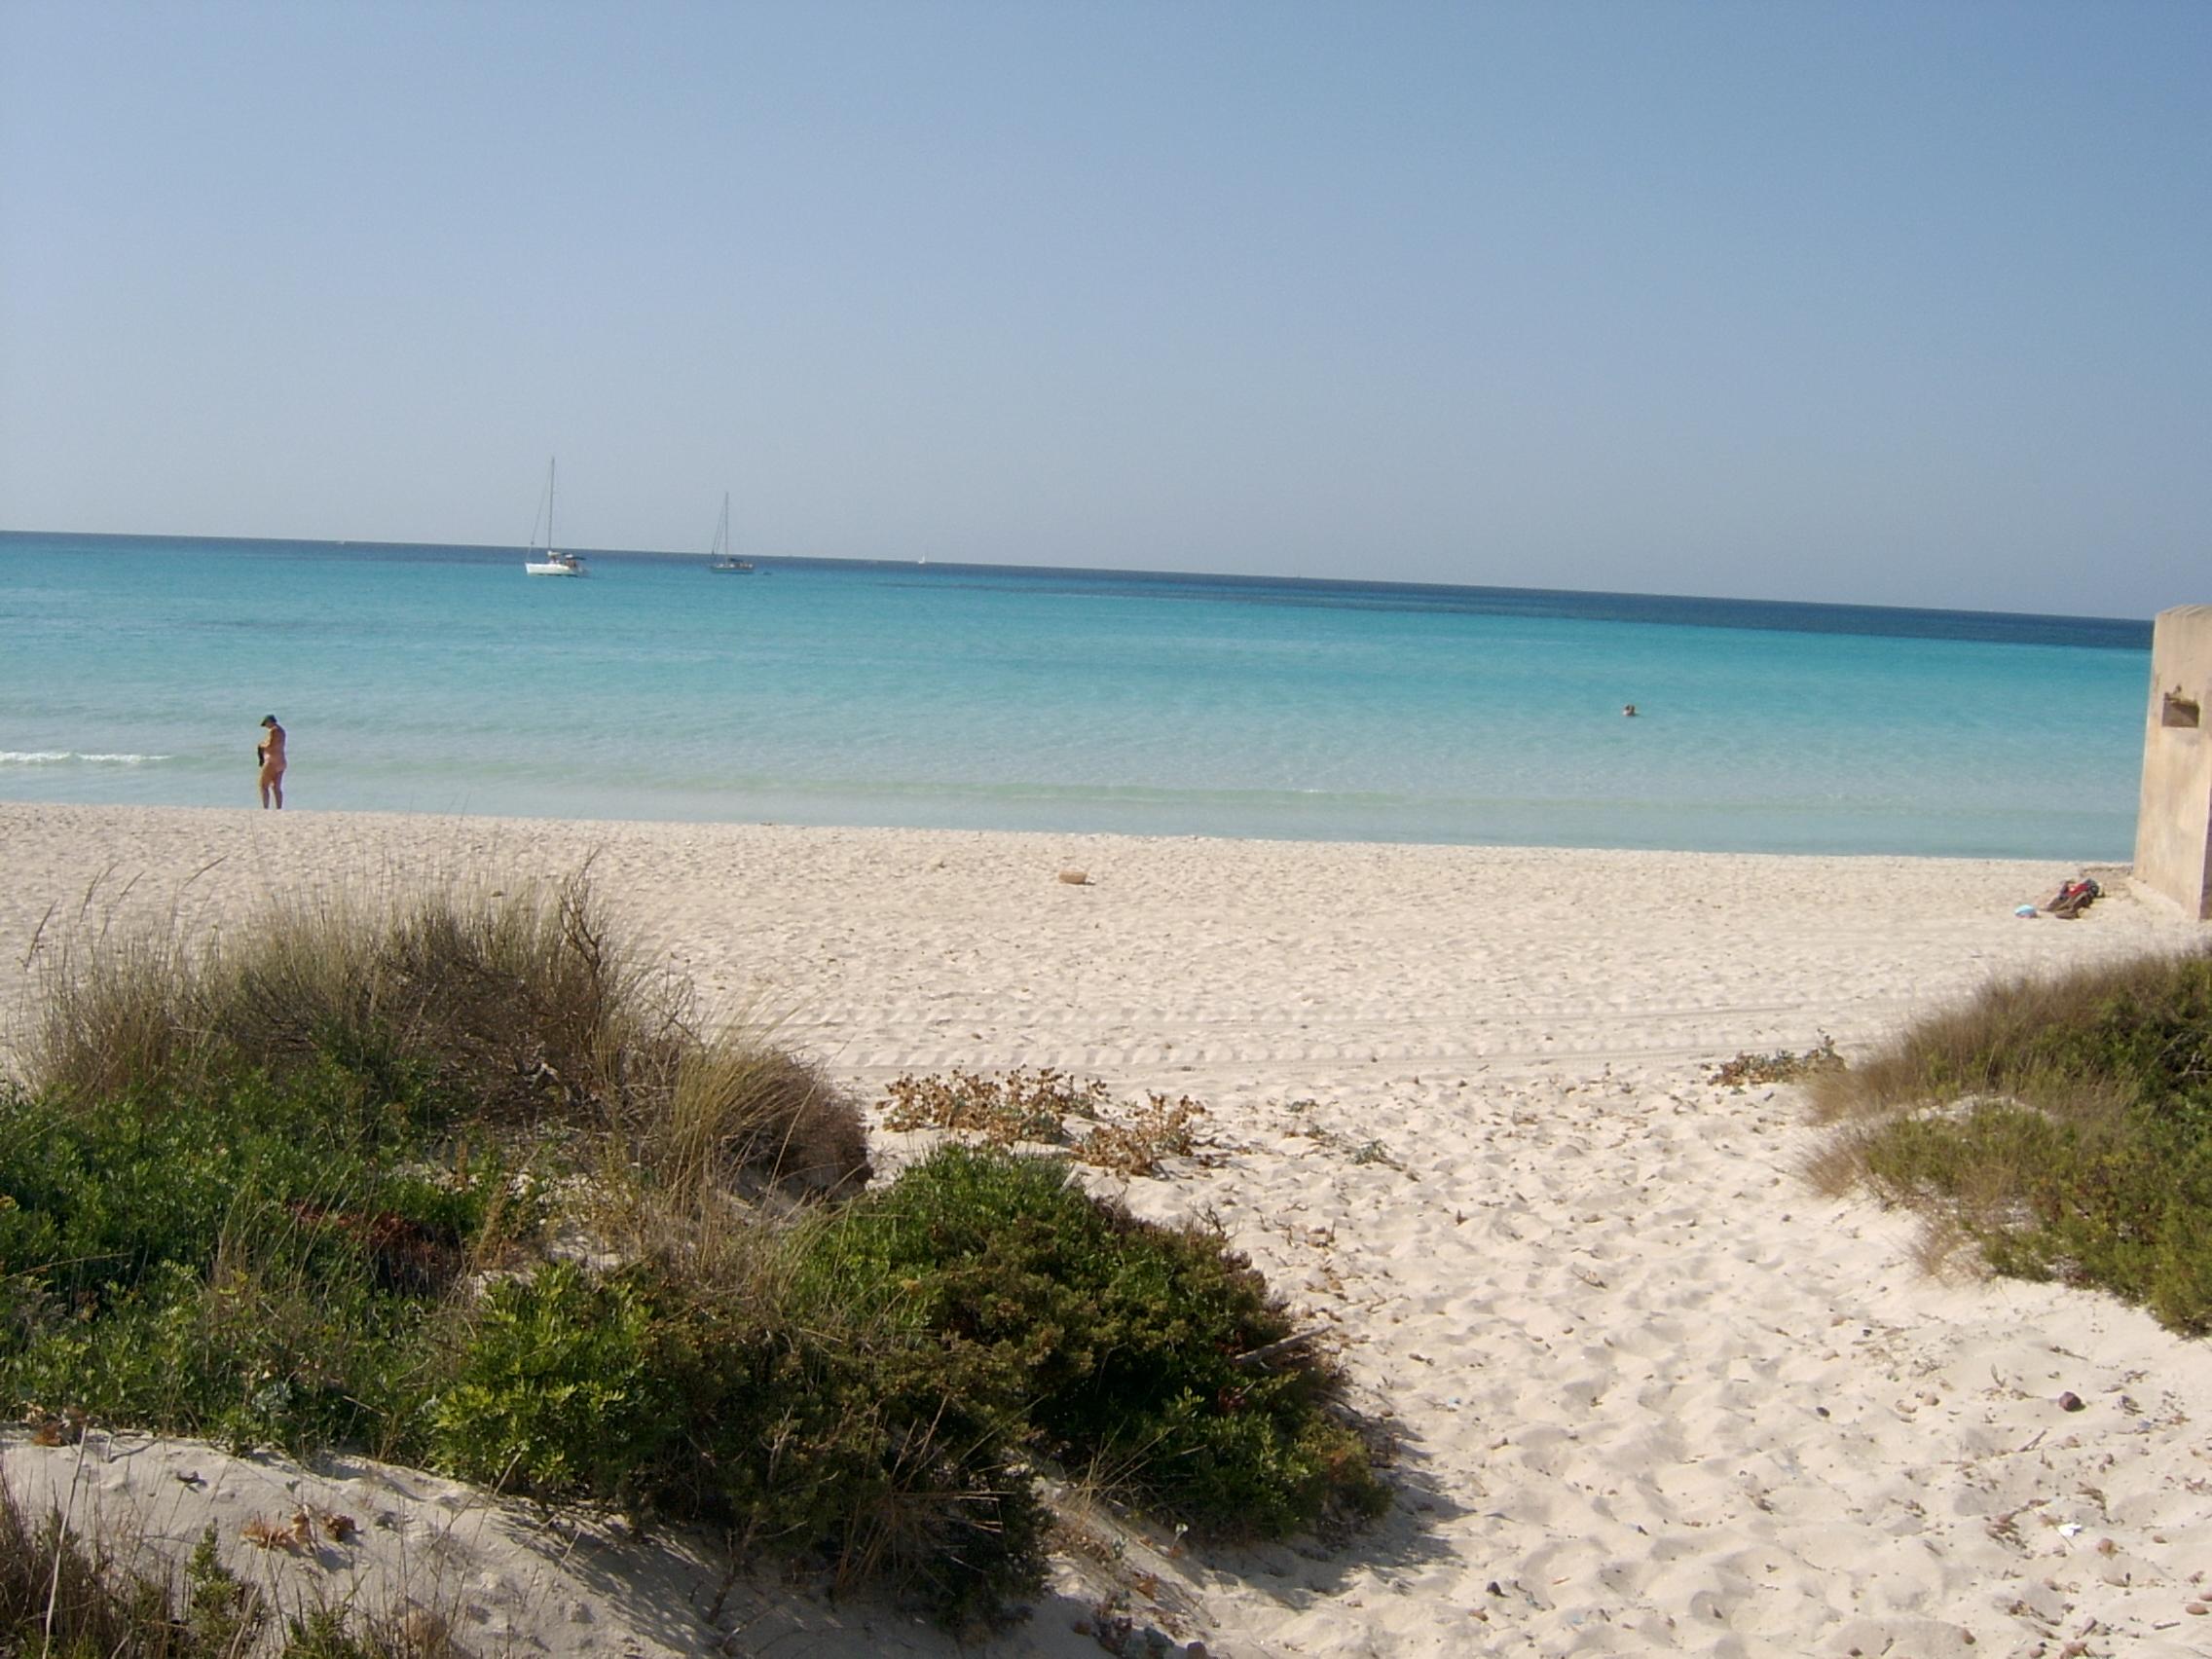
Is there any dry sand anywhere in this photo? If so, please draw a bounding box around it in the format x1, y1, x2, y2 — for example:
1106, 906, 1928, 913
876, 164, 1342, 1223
4, 802, 2210, 1658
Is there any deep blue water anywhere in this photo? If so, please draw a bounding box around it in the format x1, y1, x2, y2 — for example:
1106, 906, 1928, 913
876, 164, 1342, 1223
0, 530, 2154, 858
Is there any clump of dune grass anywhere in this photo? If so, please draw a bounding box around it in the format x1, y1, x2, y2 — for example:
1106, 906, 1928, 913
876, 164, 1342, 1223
25, 870, 866, 1198
1808, 944, 2212, 1333
655, 1035, 871, 1200
29, 869, 682, 1129
3, 875, 1382, 1628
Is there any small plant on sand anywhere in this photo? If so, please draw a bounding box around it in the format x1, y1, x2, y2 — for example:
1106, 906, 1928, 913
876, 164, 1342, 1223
1707, 1034, 1843, 1088
879, 1065, 1109, 1143
1348, 1138, 1398, 1169
881, 1069, 1211, 1176
1073, 1092, 1208, 1177
1809, 948, 2212, 1333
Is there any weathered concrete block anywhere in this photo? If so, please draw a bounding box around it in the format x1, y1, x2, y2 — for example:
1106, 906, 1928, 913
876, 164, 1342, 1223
2134, 606, 2212, 919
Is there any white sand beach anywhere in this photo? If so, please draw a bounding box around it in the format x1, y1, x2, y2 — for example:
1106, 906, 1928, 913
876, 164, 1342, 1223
5, 802, 2211, 1658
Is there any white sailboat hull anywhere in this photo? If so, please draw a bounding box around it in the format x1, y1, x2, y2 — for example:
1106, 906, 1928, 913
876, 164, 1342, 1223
522, 461, 584, 574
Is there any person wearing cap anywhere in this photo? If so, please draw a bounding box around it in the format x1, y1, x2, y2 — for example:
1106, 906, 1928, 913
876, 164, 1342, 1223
256, 715, 287, 809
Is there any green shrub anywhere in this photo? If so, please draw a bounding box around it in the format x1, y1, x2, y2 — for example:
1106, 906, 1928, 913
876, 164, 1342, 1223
538, 1235, 1051, 1631
794, 1145, 1386, 1538
0, 1072, 497, 1454
692, 1322, 1048, 1632
427, 1263, 679, 1501
0, 1067, 473, 1305
1813, 944, 2212, 1333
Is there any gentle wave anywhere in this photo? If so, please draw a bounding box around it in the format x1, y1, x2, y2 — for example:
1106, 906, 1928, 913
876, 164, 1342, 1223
0, 751, 170, 765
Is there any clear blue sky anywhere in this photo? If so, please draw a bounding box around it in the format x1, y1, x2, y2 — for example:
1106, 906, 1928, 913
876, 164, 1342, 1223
3, 1, 2205, 614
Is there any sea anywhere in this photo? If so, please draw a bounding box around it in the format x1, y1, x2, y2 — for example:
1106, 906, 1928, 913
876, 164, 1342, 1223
0, 531, 2156, 861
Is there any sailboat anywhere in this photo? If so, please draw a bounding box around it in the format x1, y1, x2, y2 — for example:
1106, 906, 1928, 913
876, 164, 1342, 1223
523, 460, 586, 576
706, 492, 753, 572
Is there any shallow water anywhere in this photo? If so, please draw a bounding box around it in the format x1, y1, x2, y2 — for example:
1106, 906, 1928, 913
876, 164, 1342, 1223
0, 532, 2150, 858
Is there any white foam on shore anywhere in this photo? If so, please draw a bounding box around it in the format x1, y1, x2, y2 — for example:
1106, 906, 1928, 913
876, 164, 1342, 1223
0, 750, 168, 764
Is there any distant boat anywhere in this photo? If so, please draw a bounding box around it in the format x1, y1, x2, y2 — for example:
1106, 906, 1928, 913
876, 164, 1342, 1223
523, 460, 586, 576
706, 492, 753, 572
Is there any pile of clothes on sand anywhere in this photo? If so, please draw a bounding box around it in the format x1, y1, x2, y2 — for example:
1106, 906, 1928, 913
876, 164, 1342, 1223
2018, 876, 2100, 920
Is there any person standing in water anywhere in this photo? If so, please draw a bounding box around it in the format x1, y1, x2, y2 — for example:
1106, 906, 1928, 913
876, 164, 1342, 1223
256, 715, 286, 809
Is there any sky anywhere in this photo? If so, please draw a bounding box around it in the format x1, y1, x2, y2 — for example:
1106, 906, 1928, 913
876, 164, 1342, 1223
2, 1, 2206, 615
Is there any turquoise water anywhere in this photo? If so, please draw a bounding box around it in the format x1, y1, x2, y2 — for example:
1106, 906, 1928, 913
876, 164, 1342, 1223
0, 532, 2152, 858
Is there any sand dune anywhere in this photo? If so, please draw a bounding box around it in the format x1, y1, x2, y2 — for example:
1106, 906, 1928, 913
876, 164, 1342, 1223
4, 803, 2209, 1657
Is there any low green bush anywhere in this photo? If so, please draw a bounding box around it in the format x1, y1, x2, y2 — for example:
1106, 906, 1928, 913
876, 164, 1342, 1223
794, 1145, 1387, 1538
427, 1263, 678, 1501
1812, 944, 2212, 1334
0, 1071, 500, 1454
691, 1319, 1049, 1631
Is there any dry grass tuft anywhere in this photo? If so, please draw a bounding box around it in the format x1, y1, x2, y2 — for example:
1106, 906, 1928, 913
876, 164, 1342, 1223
656, 1035, 870, 1198
25, 869, 866, 1206
30, 869, 688, 1122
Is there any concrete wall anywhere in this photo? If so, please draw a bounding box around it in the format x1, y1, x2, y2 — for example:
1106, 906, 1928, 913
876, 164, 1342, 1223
2134, 606, 2212, 920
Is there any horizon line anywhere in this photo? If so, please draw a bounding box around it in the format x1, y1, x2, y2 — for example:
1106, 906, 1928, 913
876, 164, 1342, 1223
0, 524, 2157, 632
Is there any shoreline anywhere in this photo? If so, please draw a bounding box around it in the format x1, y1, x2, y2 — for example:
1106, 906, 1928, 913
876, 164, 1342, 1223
0, 783, 2142, 866
6, 799, 2211, 1656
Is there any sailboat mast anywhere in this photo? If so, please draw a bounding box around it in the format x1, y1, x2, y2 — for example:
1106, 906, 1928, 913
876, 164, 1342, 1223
548, 459, 556, 551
